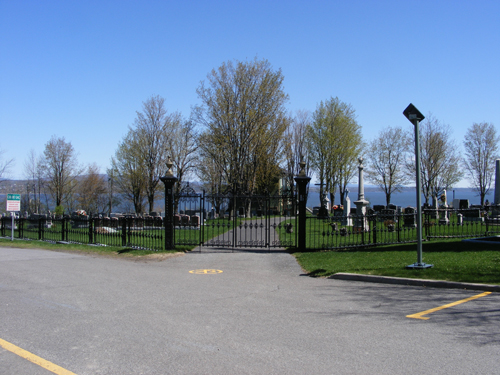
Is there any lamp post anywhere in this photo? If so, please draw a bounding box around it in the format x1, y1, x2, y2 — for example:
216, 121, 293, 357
403, 103, 433, 269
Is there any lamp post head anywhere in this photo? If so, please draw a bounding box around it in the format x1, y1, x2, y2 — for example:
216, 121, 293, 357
403, 103, 425, 124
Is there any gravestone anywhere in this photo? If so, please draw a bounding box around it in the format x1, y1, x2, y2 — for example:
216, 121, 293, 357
174, 214, 181, 227
404, 207, 417, 227
317, 193, 329, 218
379, 209, 396, 223
462, 208, 483, 222
439, 203, 449, 224
27, 213, 52, 229
387, 203, 397, 211
71, 211, 88, 228
181, 215, 190, 226
341, 195, 352, 226
191, 215, 200, 227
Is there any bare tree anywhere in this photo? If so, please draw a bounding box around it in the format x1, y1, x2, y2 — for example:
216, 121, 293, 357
110, 131, 147, 214
170, 119, 198, 203
76, 163, 108, 215
106, 169, 121, 216
194, 57, 290, 197
111, 95, 184, 213
366, 126, 410, 205
307, 97, 363, 206
463, 122, 499, 206
134, 95, 178, 213
406, 114, 463, 205
42, 136, 83, 211
24, 149, 46, 214
284, 110, 311, 189
62, 179, 80, 214
0, 145, 14, 185
195, 152, 225, 214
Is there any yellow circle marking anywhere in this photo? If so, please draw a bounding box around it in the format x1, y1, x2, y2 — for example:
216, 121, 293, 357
189, 269, 223, 274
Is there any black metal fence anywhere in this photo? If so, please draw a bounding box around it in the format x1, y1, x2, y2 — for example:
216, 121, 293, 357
1, 216, 165, 251
173, 191, 204, 248
304, 208, 500, 251
3, 206, 497, 252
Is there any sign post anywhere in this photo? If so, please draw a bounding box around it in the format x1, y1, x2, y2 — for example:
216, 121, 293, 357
6, 194, 21, 241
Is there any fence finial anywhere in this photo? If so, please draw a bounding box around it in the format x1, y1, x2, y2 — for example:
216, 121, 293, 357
165, 156, 174, 177
298, 155, 307, 177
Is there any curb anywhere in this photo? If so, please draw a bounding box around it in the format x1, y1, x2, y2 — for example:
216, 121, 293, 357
328, 273, 500, 292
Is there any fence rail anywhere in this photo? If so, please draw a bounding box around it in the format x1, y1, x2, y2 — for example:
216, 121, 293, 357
0, 216, 165, 251
2, 208, 498, 252
304, 209, 500, 251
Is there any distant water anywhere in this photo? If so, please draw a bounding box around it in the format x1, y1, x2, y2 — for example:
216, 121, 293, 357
307, 187, 493, 208
0, 187, 493, 213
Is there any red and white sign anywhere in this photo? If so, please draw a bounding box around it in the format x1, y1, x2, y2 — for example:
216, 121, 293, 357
6, 194, 21, 211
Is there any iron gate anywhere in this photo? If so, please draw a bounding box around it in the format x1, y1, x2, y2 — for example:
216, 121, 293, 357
174, 190, 297, 250
202, 192, 296, 249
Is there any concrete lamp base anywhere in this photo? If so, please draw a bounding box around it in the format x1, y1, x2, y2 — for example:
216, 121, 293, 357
406, 263, 434, 269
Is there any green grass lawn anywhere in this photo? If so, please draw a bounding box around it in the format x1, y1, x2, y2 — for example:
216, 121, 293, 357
293, 239, 500, 285
0, 237, 180, 257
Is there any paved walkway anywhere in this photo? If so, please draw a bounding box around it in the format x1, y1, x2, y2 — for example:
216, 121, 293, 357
199, 216, 293, 252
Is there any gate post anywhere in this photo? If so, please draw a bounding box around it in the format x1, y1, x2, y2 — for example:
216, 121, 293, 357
294, 158, 311, 251
160, 157, 178, 250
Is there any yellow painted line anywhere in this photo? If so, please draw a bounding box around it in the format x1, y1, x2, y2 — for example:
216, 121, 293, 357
189, 269, 223, 274
407, 291, 492, 320
0, 337, 77, 375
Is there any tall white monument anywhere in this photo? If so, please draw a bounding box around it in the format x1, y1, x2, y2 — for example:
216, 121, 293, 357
354, 157, 369, 232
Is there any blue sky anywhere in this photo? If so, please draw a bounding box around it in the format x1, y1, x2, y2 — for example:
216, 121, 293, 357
1, 0, 499, 187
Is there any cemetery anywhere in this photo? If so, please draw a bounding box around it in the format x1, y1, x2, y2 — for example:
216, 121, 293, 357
4, 155, 500, 252
2, 187, 500, 252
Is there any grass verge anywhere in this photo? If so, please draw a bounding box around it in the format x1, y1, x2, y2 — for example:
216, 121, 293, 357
292, 239, 500, 285
0, 237, 182, 258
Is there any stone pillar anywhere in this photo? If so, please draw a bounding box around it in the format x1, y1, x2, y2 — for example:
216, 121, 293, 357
354, 157, 369, 232
160, 157, 178, 250
294, 157, 311, 251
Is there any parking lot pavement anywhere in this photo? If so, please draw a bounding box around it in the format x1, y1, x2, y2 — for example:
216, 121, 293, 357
1, 246, 499, 374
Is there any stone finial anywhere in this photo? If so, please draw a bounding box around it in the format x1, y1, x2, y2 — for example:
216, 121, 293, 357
298, 155, 307, 177
165, 156, 174, 177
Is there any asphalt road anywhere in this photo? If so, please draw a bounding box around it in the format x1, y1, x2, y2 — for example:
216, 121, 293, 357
0, 246, 499, 374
